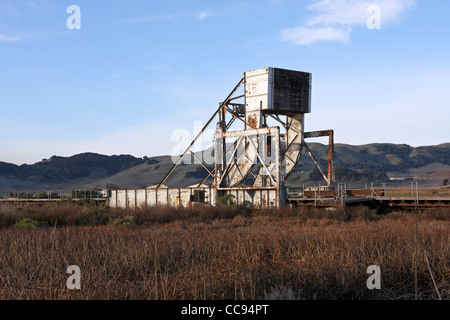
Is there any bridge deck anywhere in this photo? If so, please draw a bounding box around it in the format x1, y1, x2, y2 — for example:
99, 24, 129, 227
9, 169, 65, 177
288, 195, 450, 209
1, 195, 448, 210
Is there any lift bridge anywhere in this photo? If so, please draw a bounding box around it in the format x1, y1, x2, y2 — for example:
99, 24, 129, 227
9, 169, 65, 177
106, 67, 336, 209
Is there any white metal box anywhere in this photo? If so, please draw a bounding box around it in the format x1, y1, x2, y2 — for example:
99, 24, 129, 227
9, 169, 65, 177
244, 67, 311, 114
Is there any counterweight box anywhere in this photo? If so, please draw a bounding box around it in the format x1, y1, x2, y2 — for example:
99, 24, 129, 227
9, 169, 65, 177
245, 67, 312, 115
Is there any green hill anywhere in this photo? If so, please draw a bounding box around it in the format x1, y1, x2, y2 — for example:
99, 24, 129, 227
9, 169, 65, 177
288, 142, 450, 187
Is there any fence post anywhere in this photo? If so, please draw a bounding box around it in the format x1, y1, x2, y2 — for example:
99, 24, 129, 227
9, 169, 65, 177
314, 185, 317, 207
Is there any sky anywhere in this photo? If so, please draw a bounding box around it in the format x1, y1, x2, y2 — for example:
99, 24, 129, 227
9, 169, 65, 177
0, 0, 449, 165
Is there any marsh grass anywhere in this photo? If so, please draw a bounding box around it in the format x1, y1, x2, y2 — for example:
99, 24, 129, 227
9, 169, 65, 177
0, 203, 448, 300
386, 186, 450, 197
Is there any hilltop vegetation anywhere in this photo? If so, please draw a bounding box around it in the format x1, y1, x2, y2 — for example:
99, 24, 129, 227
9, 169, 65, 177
0, 153, 148, 183
342, 143, 450, 172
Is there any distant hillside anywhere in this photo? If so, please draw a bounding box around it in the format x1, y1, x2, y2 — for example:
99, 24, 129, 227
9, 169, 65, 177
8, 153, 149, 182
289, 143, 450, 187
291, 143, 450, 172
0, 143, 449, 192
0, 153, 148, 182
0, 153, 149, 191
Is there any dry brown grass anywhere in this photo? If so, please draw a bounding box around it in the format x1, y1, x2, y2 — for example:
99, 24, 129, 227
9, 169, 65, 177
385, 186, 450, 197
0, 204, 448, 300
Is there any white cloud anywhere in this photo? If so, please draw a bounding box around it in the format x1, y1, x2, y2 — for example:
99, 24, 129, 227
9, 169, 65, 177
197, 11, 211, 21
281, 26, 351, 46
307, 0, 416, 26
0, 33, 20, 42
281, 0, 416, 46
120, 11, 212, 23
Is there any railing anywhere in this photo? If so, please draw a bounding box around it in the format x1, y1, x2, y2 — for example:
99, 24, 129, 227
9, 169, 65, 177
0, 189, 105, 201
287, 182, 388, 203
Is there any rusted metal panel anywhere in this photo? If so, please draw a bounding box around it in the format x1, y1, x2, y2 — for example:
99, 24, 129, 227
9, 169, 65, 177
304, 130, 334, 138
246, 112, 259, 129
303, 190, 337, 198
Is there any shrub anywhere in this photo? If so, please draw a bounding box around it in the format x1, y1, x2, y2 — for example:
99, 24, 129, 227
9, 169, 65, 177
14, 218, 48, 230
234, 200, 253, 217
108, 215, 137, 228
218, 194, 236, 206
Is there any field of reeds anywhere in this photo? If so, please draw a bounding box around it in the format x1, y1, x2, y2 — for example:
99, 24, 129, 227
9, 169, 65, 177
0, 200, 448, 300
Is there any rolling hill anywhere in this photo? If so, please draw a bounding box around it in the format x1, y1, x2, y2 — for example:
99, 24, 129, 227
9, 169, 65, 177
0, 143, 449, 192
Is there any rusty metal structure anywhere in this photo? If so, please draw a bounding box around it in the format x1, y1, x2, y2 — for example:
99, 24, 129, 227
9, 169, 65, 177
106, 67, 336, 209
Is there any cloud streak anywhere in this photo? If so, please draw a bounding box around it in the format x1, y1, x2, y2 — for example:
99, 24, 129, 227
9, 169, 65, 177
197, 11, 211, 21
281, 26, 351, 46
0, 33, 21, 42
281, 0, 416, 46
120, 11, 211, 23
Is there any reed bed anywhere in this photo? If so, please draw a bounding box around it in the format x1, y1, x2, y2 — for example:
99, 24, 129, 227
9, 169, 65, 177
0, 203, 448, 300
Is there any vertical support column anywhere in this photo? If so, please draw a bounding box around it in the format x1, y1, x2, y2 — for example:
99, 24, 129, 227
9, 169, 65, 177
274, 127, 285, 207
328, 130, 335, 187
283, 114, 304, 180
145, 189, 148, 209
213, 128, 223, 205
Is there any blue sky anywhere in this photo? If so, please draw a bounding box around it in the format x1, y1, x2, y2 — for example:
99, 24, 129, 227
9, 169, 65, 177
0, 0, 449, 165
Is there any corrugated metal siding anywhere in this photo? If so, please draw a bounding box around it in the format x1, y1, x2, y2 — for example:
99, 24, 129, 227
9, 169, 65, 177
106, 187, 280, 209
